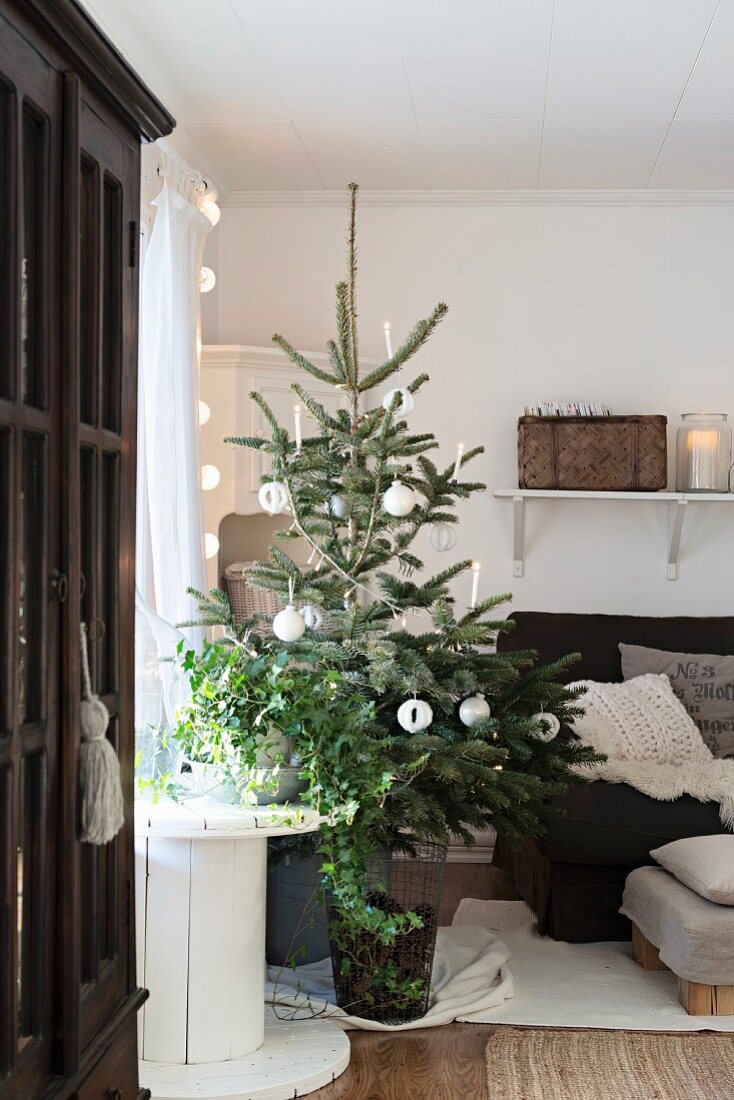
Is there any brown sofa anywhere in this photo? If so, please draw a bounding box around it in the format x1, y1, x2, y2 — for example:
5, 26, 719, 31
495, 612, 734, 942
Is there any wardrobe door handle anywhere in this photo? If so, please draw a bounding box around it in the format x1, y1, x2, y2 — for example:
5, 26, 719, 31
51, 569, 68, 603
108, 1088, 122, 1100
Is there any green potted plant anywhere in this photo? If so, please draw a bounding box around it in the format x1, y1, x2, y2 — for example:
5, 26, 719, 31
168, 633, 442, 1020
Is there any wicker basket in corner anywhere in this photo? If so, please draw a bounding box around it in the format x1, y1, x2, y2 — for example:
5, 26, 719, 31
224, 562, 282, 625
518, 415, 667, 491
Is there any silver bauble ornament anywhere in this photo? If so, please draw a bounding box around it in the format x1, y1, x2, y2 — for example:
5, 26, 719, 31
459, 694, 491, 727
427, 522, 458, 553
329, 493, 347, 519
258, 480, 288, 515
272, 604, 306, 642
397, 698, 433, 733
299, 604, 324, 630
383, 478, 416, 517
531, 712, 561, 742
382, 387, 415, 417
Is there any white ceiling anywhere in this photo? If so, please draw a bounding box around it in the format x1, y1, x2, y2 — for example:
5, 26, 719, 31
79, 0, 734, 193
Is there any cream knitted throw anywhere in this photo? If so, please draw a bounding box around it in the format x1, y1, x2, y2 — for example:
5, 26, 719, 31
570, 673, 734, 829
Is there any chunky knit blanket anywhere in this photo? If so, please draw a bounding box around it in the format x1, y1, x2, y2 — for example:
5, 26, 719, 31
570, 673, 734, 830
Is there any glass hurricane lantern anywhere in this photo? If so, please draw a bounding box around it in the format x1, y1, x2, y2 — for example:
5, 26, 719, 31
676, 413, 732, 493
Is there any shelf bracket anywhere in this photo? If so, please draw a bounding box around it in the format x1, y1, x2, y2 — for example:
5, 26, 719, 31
513, 495, 525, 577
667, 499, 687, 580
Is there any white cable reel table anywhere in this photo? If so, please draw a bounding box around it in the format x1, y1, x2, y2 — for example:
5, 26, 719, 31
135, 796, 350, 1100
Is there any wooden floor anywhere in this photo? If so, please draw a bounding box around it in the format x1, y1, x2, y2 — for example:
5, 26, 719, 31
311, 863, 516, 1100
312, 1022, 497, 1099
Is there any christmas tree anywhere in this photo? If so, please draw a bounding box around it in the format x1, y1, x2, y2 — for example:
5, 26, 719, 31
194, 182, 598, 853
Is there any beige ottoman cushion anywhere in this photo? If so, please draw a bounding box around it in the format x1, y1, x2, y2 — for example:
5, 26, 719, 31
621, 866, 734, 986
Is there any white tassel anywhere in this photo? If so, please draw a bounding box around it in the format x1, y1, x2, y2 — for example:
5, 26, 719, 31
80, 623, 124, 845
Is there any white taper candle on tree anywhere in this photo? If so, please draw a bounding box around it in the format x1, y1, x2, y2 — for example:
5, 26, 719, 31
383, 322, 393, 359
294, 404, 302, 451
470, 561, 481, 609
452, 442, 465, 481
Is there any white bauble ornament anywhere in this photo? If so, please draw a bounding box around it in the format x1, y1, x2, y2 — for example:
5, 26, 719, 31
382, 387, 415, 417
531, 712, 561, 742
258, 480, 288, 515
383, 479, 416, 517
427, 522, 458, 553
397, 698, 433, 733
272, 604, 306, 642
299, 604, 323, 631
329, 493, 347, 519
459, 694, 491, 727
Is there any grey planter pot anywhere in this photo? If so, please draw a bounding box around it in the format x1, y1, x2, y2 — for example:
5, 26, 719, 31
266, 845, 330, 967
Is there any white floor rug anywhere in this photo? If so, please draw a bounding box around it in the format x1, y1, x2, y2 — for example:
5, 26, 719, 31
265, 923, 515, 1032
454, 899, 734, 1032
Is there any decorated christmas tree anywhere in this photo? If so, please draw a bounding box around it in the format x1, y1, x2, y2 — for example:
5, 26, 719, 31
193, 182, 598, 853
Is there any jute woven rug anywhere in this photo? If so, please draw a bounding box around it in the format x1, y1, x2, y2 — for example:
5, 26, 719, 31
486, 1027, 734, 1099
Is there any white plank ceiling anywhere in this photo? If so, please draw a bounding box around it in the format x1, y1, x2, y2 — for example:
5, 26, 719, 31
79, 0, 734, 191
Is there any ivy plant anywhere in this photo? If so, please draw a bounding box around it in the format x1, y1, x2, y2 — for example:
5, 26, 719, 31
164, 636, 432, 1018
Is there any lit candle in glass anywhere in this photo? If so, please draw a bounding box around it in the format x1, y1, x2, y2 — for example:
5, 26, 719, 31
688, 430, 717, 489
676, 414, 731, 492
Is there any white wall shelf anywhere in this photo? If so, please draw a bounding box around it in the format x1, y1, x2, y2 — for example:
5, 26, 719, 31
494, 489, 734, 580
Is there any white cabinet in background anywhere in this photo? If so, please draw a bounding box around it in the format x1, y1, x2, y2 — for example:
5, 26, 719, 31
199, 345, 371, 589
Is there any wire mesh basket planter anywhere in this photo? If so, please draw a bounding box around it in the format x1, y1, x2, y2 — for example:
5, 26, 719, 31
327, 842, 447, 1025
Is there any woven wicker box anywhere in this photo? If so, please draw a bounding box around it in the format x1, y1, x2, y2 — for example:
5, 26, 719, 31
517, 415, 667, 491
224, 561, 282, 624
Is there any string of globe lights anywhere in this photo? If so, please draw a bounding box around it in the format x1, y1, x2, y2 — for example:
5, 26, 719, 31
196, 187, 222, 562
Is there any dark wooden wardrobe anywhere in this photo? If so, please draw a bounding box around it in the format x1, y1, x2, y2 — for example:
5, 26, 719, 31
0, 2, 173, 1097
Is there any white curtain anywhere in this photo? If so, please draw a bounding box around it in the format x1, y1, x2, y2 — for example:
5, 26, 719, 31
136, 155, 212, 647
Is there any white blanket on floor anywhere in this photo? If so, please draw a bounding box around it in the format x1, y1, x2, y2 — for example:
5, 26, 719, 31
265, 923, 514, 1031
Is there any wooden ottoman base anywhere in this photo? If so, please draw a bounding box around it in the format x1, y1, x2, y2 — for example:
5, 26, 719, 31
632, 923, 734, 1017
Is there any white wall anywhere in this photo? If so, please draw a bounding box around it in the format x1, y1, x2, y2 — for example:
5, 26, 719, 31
202, 197, 734, 618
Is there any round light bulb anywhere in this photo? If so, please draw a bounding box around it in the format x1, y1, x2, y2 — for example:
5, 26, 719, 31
199, 400, 211, 426
204, 532, 219, 559
200, 197, 221, 226
201, 464, 220, 491
199, 267, 216, 293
